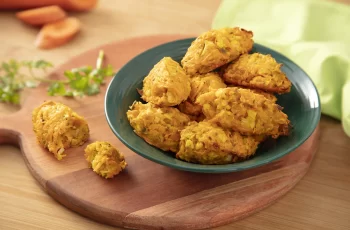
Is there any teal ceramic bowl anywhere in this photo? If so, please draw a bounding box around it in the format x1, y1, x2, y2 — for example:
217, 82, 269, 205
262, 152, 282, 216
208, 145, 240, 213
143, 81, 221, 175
105, 38, 321, 173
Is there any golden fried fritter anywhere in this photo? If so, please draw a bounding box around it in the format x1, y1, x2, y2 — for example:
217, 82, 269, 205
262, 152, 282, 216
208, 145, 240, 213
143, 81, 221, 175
141, 57, 191, 106
84, 141, 127, 179
126, 101, 190, 152
189, 72, 227, 102
227, 85, 277, 102
223, 53, 292, 94
32, 100, 89, 160
177, 101, 206, 122
176, 121, 261, 165
178, 72, 226, 117
181, 27, 253, 75
196, 87, 290, 138
249, 88, 277, 102
178, 100, 203, 117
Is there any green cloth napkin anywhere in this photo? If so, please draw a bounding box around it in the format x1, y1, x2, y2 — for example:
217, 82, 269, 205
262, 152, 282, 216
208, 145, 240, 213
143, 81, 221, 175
212, 0, 350, 137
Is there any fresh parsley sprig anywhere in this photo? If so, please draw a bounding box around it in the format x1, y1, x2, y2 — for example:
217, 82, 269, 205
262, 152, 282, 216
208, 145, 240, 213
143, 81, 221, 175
0, 50, 114, 105
48, 50, 114, 97
0, 59, 53, 104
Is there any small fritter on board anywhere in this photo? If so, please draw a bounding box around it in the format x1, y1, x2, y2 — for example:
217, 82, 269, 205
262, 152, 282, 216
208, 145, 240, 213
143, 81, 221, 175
176, 121, 261, 165
141, 57, 191, 106
178, 72, 226, 118
32, 100, 90, 160
126, 101, 190, 152
223, 53, 292, 94
181, 27, 254, 75
84, 141, 127, 179
196, 87, 290, 138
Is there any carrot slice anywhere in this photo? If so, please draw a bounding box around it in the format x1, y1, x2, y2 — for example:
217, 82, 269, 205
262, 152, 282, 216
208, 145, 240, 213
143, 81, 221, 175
35, 17, 81, 49
0, 0, 98, 12
16, 5, 66, 26
65, 0, 98, 11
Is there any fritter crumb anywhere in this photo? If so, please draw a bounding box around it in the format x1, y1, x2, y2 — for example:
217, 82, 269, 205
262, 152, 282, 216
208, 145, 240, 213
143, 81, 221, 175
84, 141, 127, 179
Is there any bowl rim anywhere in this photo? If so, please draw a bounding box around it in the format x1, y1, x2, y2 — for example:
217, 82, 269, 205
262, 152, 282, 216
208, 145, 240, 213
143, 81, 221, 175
104, 37, 321, 173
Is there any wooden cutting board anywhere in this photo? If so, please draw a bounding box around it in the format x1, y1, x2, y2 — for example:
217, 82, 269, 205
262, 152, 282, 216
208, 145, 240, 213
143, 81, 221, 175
0, 35, 320, 230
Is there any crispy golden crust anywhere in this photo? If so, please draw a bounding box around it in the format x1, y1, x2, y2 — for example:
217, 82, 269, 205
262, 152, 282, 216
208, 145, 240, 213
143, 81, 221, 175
178, 72, 226, 118
249, 88, 277, 102
227, 85, 277, 102
223, 53, 292, 94
196, 87, 290, 138
181, 27, 253, 75
189, 72, 227, 102
126, 101, 190, 152
84, 141, 127, 179
141, 57, 191, 106
177, 102, 207, 122
178, 100, 203, 117
32, 100, 89, 160
176, 121, 261, 164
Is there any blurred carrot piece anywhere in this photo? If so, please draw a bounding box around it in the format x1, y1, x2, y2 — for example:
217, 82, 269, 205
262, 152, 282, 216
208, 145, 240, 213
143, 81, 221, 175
0, 0, 98, 12
35, 17, 81, 49
66, 0, 98, 11
16, 5, 67, 26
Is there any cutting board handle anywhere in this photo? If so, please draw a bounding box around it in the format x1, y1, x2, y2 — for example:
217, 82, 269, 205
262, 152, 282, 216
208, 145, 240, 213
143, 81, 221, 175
0, 35, 322, 230
0, 108, 28, 145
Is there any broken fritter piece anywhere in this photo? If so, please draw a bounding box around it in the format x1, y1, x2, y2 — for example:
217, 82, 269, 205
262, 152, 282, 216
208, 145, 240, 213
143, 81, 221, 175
223, 53, 292, 94
176, 121, 261, 165
84, 141, 127, 179
181, 27, 254, 75
178, 72, 226, 118
126, 101, 190, 152
196, 87, 290, 138
141, 57, 191, 106
32, 100, 90, 160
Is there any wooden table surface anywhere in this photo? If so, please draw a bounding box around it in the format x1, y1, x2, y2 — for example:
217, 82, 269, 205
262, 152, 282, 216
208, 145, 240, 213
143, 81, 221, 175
1, 0, 349, 229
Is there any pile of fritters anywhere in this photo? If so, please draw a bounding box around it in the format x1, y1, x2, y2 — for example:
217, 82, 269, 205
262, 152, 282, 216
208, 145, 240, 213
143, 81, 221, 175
127, 27, 292, 165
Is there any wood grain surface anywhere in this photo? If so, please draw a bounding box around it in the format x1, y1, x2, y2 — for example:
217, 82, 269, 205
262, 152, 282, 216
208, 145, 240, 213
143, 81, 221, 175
0, 34, 321, 230
1, 1, 350, 230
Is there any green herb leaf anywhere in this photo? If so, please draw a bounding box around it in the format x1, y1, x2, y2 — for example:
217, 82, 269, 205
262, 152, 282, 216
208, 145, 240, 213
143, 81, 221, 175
0, 58, 54, 105
72, 90, 84, 97
0, 88, 20, 104
64, 90, 74, 97
34, 60, 53, 69
70, 76, 89, 91
0, 49, 113, 105
25, 80, 39, 88
46, 50, 114, 99
48, 82, 66, 96
85, 83, 100, 95
2, 61, 11, 73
